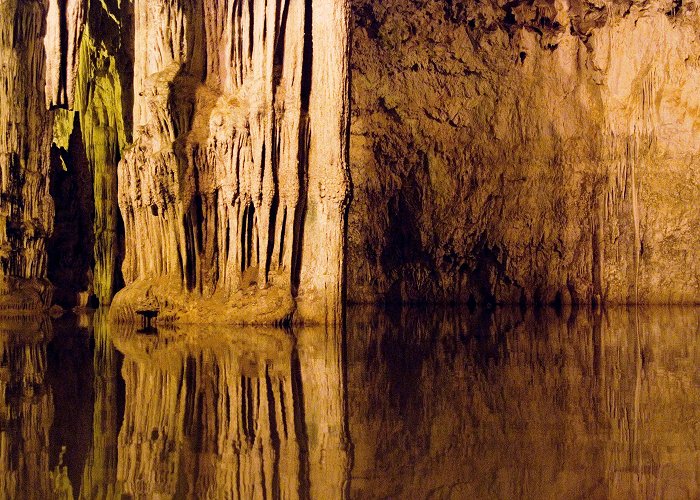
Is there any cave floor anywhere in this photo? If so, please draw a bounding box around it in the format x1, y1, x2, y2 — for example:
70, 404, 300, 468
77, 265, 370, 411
3, 305, 699, 498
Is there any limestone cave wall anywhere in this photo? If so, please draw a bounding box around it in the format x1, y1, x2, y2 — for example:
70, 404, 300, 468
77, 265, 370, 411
349, 0, 700, 305
4, 0, 700, 318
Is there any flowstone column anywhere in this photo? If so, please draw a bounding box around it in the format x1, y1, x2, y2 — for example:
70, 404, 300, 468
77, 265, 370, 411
111, 0, 351, 325
0, 0, 55, 309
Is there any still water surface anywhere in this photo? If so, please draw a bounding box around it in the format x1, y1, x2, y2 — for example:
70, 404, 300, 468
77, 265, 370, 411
0, 306, 698, 499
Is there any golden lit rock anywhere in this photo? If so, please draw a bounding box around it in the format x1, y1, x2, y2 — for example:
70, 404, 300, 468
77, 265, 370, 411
109, 0, 351, 325
349, 0, 700, 306
110, 320, 350, 498
0, 0, 54, 309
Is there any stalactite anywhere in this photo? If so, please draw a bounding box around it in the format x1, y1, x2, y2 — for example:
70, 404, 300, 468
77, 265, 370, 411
600, 66, 661, 304
111, 0, 351, 325
44, 0, 85, 109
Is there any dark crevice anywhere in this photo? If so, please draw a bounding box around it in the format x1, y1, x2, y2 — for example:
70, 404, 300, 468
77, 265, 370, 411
47, 114, 96, 309
279, 207, 287, 267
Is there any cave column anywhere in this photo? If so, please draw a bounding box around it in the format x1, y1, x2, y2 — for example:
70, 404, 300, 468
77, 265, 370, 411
297, 0, 352, 324
0, 0, 55, 308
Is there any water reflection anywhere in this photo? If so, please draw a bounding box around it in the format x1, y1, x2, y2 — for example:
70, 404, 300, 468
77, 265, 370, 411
0, 316, 53, 499
348, 306, 700, 499
0, 306, 698, 498
111, 321, 349, 498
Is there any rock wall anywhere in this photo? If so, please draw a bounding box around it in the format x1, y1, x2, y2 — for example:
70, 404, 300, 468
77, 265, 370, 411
349, 0, 700, 305
0, 0, 54, 309
110, 0, 351, 324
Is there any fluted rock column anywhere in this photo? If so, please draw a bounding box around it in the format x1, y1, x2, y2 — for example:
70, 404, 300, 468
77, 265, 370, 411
72, 0, 131, 305
0, 0, 54, 309
111, 0, 351, 325
297, 0, 352, 324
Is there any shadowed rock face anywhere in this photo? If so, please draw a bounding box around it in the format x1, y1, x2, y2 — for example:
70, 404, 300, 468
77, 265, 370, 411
349, 0, 700, 306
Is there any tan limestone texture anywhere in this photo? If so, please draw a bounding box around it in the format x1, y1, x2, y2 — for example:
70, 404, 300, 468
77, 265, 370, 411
0, 0, 55, 310
44, 0, 85, 109
109, 0, 351, 325
349, 0, 700, 306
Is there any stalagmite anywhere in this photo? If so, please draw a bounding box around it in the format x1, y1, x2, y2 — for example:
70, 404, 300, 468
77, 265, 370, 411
110, 0, 351, 324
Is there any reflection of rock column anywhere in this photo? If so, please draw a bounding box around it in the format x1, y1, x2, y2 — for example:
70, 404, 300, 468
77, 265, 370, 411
113, 327, 304, 497
0, 0, 54, 308
116, 352, 186, 496
112, 321, 350, 498
79, 309, 123, 498
0, 318, 53, 498
297, 324, 351, 499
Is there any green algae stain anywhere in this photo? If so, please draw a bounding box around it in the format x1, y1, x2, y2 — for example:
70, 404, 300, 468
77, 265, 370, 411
50, 0, 130, 305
